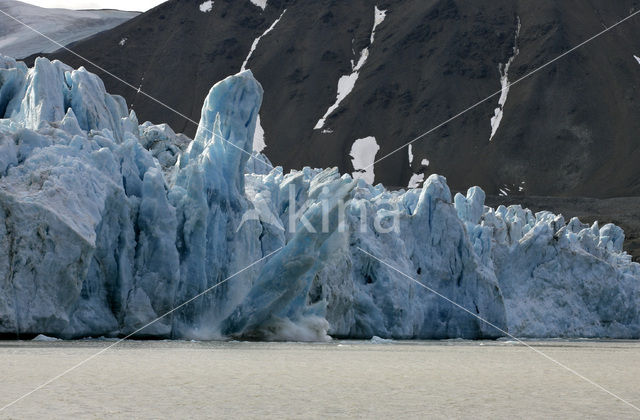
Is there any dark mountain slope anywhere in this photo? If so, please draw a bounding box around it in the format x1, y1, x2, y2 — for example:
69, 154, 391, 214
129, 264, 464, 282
32, 0, 640, 197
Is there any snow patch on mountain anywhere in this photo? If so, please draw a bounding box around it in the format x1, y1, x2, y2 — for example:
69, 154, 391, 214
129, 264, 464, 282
490, 16, 521, 142
407, 144, 428, 188
199, 1, 213, 13
371, 6, 387, 43
253, 115, 266, 153
408, 173, 425, 189
314, 6, 387, 130
249, 0, 267, 10
349, 136, 380, 184
518, 181, 526, 192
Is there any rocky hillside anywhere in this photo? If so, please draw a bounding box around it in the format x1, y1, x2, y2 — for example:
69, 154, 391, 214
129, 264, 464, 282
32, 0, 640, 197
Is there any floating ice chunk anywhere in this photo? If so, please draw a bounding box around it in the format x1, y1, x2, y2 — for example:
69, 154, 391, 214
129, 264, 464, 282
370, 335, 394, 344
32, 334, 61, 341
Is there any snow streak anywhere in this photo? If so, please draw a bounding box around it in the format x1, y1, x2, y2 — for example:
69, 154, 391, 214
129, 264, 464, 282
314, 6, 387, 130
241, 9, 287, 71
490, 16, 521, 142
241, 9, 286, 153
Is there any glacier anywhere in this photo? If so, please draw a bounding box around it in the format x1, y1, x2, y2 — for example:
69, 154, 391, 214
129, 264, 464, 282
0, 55, 639, 341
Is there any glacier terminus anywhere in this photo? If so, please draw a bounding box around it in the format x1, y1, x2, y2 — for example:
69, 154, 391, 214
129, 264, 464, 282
0, 56, 639, 341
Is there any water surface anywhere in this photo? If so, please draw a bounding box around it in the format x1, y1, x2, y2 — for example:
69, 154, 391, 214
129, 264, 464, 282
1, 340, 638, 419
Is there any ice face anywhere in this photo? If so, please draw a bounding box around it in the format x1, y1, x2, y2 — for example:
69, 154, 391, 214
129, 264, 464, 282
0, 55, 638, 341
455, 188, 640, 338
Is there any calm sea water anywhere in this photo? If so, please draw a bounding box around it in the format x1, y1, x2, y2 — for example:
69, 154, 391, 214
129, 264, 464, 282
0, 340, 639, 419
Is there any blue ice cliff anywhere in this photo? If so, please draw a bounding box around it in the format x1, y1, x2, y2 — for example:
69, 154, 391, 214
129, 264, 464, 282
0, 55, 639, 340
